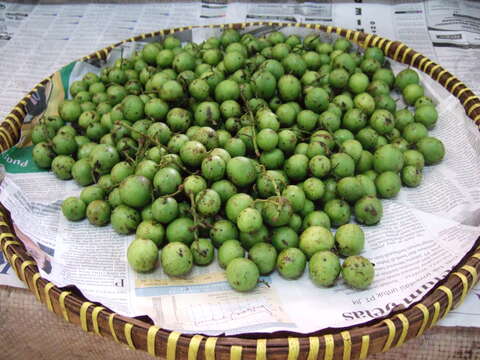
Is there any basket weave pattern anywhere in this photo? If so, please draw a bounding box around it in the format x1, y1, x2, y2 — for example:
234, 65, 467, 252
1, 22, 480, 360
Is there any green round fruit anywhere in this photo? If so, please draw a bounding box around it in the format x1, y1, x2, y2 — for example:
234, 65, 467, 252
373, 144, 404, 173
342, 255, 375, 289
416, 136, 445, 165
209, 219, 237, 246
86, 200, 111, 226
166, 217, 195, 245
136, 220, 165, 247
276, 248, 306, 280
402, 165, 423, 187
354, 196, 383, 225
161, 242, 193, 276
299, 226, 335, 258
375, 171, 401, 198
226, 156, 257, 187
335, 224, 365, 256
324, 199, 351, 227
51, 155, 75, 180
61, 197, 86, 221
152, 197, 178, 224
226, 258, 259, 292
32, 142, 56, 169
119, 175, 152, 208
190, 238, 215, 266
218, 239, 245, 269
127, 238, 159, 272
237, 207, 263, 233
195, 189, 221, 216
248, 242, 277, 275
111, 205, 141, 234
309, 251, 341, 287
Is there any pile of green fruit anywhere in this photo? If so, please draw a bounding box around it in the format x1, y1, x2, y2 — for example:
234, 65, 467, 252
30, 29, 445, 292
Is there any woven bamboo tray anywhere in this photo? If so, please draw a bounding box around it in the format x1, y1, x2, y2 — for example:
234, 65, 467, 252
1, 22, 480, 360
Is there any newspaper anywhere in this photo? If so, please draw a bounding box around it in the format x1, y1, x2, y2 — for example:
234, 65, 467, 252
0, 1, 479, 331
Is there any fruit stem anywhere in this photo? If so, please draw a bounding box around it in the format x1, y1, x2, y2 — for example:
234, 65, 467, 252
258, 279, 270, 288
158, 157, 197, 175
241, 93, 261, 157
158, 184, 184, 198
189, 193, 200, 241
115, 121, 169, 152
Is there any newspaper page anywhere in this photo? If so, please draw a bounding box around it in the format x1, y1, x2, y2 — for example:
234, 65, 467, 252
0, 1, 479, 331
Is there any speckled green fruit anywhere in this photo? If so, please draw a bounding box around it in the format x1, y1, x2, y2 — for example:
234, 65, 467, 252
183, 175, 207, 196
225, 193, 254, 222
72, 159, 94, 186
262, 196, 293, 227
61, 197, 86, 221
375, 171, 401, 198
284, 154, 309, 181
218, 239, 245, 269
86, 200, 111, 226
239, 224, 269, 250
80, 185, 105, 205
226, 156, 257, 187
354, 196, 383, 225
32, 124, 55, 145
152, 197, 178, 224
51, 155, 75, 180
335, 224, 365, 256
271, 227, 299, 252
402, 166, 423, 187
108, 188, 122, 207
195, 189, 221, 216
403, 149, 425, 170
337, 177, 364, 203
276, 248, 307, 280
179, 140, 207, 168
161, 242, 193, 276
394, 68, 419, 91
89, 144, 120, 175
237, 207, 263, 233
166, 217, 195, 245
33, 142, 56, 169
302, 211, 331, 231
299, 226, 334, 258
402, 83, 424, 105
309, 251, 341, 287
309, 155, 331, 178
369, 109, 395, 135
201, 155, 226, 181
342, 255, 375, 289
226, 258, 259, 292
59, 99, 82, 123
153, 167, 182, 195
416, 136, 445, 165
119, 175, 152, 209
111, 205, 141, 234
210, 219, 239, 248
330, 153, 355, 179
249, 242, 277, 275
136, 220, 165, 247
281, 185, 306, 213
303, 177, 325, 201
127, 238, 158, 273
414, 105, 437, 129
190, 238, 215, 266
356, 174, 377, 197
323, 199, 351, 227
135, 159, 158, 181
373, 144, 404, 173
